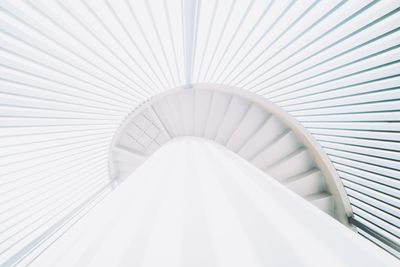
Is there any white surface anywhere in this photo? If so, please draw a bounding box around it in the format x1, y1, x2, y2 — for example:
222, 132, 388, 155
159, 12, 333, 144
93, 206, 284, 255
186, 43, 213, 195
30, 138, 397, 267
0, 0, 399, 261
111, 86, 351, 222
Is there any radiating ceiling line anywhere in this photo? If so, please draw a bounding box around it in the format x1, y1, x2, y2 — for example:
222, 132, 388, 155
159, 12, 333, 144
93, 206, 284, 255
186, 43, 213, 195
55, 0, 155, 94
81, 0, 161, 95
220, 0, 304, 85
278, 75, 400, 107
21, 0, 150, 98
0, 147, 108, 187
252, 6, 400, 94
261, 33, 400, 96
0, 89, 127, 114
0, 0, 398, 262
244, 1, 383, 92
195, 0, 218, 81
144, 0, 177, 87
208, 0, 255, 82
163, 0, 183, 88
267, 60, 400, 101
1, 181, 112, 267
202, 0, 237, 81
0, 6, 144, 98
215, 0, 274, 84
0, 155, 108, 198
0, 62, 135, 108
0, 32, 149, 101
183, 0, 198, 85
0, 78, 129, 112
231, 0, 318, 86
222, 0, 345, 85
20, 186, 111, 267
285, 90, 400, 112
125, 0, 174, 89
0, 165, 107, 232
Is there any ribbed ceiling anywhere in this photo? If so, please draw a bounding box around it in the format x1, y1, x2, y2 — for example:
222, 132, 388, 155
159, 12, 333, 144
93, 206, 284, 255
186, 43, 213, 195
0, 0, 399, 264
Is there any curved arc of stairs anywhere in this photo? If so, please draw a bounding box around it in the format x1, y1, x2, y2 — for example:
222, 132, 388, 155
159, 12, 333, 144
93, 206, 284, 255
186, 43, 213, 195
109, 83, 352, 225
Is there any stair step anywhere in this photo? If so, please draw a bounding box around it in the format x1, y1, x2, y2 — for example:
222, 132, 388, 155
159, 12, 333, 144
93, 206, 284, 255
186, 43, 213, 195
194, 90, 213, 137
152, 100, 178, 137
113, 146, 146, 178
116, 160, 139, 173
117, 171, 131, 182
266, 148, 313, 181
238, 115, 286, 159
148, 107, 173, 141
113, 145, 146, 158
118, 132, 146, 153
252, 131, 300, 170
178, 90, 195, 136
226, 104, 268, 152
215, 95, 250, 145
204, 91, 232, 140
284, 168, 325, 197
164, 94, 184, 136
306, 193, 334, 216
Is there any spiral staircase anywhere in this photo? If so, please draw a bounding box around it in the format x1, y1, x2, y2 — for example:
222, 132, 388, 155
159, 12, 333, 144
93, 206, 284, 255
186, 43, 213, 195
0, 0, 399, 265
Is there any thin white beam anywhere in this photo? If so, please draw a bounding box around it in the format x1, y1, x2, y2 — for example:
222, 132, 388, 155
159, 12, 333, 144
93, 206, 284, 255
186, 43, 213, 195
183, 0, 196, 86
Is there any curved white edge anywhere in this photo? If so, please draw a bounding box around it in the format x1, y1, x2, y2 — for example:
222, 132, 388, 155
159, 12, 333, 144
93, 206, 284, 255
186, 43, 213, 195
108, 83, 353, 226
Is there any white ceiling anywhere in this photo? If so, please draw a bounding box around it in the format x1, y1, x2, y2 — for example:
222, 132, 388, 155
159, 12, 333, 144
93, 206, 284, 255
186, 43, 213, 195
0, 0, 399, 264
